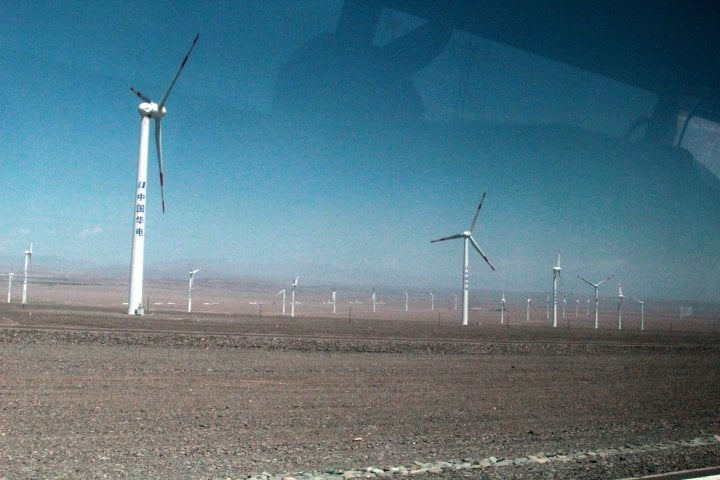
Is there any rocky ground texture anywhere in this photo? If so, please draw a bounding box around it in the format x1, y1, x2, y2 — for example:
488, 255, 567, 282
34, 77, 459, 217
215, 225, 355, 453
0, 305, 719, 479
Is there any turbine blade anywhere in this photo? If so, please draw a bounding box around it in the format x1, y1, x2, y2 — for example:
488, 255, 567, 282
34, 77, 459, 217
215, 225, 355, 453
577, 275, 595, 287
469, 235, 495, 271
130, 87, 152, 103
469, 192, 486, 232
430, 233, 464, 243
158, 33, 199, 108
155, 119, 166, 213
597, 274, 615, 286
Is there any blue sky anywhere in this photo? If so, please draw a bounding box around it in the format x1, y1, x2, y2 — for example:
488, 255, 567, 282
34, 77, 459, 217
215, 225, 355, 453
1, 0, 719, 302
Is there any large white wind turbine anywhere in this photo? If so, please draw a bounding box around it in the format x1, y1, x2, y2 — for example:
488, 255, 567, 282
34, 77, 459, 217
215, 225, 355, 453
635, 298, 645, 331
187, 268, 200, 313
617, 282, 624, 330
431, 193, 495, 326
552, 254, 561, 328
578, 274, 615, 329
6, 272, 14, 304
127, 34, 199, 316
22, 243, 32, 306
291, 276, 298, 318
276, 289, 286, 315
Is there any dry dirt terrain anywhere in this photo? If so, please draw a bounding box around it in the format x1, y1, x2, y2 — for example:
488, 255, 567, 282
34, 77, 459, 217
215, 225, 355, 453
1, 285, 719, 479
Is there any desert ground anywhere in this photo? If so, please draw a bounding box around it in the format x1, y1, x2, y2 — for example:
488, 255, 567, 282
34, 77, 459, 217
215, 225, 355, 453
0, 279, 719, 479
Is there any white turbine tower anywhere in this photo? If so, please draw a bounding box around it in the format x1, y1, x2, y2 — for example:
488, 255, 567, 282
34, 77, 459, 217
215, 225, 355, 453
575, 298, 580, 318
546, 295, 550, 321
290, 276, 298, 318
332, 284, 337, 314
187, 268, 200, 313
405, 290, 409, 312
552, 254, 561, 328
526, 297, 531, 322
431, 193, 495, 326
635, 298, 645, 331
500, 292, 506, 324
22, 243, 32, 306
127, 34, 199, 316
617, 282, 624, 330
371, 288, 376, 313
453, 292, 458, 310
276, 289, 286, 315
578, 274, 615, 329
429, 291, 434, 311
7, 272, 14, 304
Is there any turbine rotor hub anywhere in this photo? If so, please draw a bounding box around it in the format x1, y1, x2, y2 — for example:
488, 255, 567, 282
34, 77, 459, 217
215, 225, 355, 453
138, 102, 167, 118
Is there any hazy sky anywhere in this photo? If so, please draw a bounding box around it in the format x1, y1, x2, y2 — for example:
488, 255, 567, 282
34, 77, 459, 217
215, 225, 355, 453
1, 0, 719, 302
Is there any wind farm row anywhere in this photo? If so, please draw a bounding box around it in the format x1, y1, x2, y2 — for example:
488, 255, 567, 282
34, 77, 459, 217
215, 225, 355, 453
0, 35, 714, 335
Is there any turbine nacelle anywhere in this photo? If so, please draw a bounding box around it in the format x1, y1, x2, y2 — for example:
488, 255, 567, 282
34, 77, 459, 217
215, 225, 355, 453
138, 102, 167, 119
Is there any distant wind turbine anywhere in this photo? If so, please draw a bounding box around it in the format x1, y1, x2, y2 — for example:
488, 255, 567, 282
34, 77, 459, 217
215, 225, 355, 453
187, 268, 200, 313
617, 282, 624, 330
405, 290, 409, 312
6, 272, 14, 304
276, 289, 286, 315
552, 254, 561, 328
575, 298, 580, 318
127, 34, 199, 316
332, 284, 336, 314
500, 292, 506, 324
578, 274, 615, 329
291, 276, 298, 318
526, 297, 531, 322
453, 292, 458, 311
429, 291, 434, 311
431, 193, 495, 326
635, 298, 645, 331
371, 287, 377, 313
546, 295, 550, 321
22, 243, 32, 306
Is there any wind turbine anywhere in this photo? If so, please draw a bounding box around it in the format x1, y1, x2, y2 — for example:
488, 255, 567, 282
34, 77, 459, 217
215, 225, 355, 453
276, 289, 286, 315
429, 291, 434, 311
127, 34, 199, 316
552, 254, 561, 328
431, 193, 495, 326
578, 274, 615, 329
371, 287, 377, 313
332, 284, 337, 314
635, 298, 645, 331
22, 243, 32, 306
405, 290, 409, 312
187, 268, 200, 313
6, 272, 14, 304
500, 292, 506, 324
526, 297, 531, 322
546, 295, 550, 321
291, 276, 298, 318
453, 292, 458, 310
617, 282, 624, 330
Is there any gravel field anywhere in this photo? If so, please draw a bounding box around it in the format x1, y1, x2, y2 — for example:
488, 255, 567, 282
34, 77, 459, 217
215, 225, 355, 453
0, 304, 719, 479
